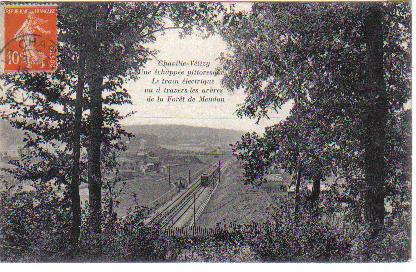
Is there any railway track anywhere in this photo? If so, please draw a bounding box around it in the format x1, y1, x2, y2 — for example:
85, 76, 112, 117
146, 161, 227, 228
158, 182, 207, 228
146, 162, 213, 210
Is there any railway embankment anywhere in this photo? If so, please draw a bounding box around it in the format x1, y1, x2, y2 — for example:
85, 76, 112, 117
196, 160, 272, 228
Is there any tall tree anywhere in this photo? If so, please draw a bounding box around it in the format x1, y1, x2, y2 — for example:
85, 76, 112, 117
2, 2, 224, 254
220, 2, 410, 235
59, 1, 224, 243
361, 4, 387, 235
69, 46, 85, 250
0, 5, 135, 251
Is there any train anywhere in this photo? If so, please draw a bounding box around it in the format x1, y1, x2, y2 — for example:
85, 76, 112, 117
200, 165, 220, 187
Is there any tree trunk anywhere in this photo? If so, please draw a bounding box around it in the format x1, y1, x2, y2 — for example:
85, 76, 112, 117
69, 48, 85, 252
88, 72, 103, 238
310, 177, 321, 203
295, 162, 302, 213
85, 7, 106, 257
309, 174, 321, 214
86, 14, 104, 237
362, 4, 387, 236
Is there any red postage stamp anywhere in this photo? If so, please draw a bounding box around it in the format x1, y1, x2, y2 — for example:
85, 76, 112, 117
3, 6, 57, 73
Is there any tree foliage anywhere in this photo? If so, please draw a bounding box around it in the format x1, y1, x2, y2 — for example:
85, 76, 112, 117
1, 1, 226, 257
222, 1, 410, 238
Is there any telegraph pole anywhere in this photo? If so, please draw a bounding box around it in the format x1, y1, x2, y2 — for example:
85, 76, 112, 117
168, 165, 171, 185
218, 160, 221, 184
193, 193, 196, 226
188, 169, 191, 186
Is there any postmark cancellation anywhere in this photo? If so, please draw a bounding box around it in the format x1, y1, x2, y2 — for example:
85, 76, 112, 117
1, 5, 57, 73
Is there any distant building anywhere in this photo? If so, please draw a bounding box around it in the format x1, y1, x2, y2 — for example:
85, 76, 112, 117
119, 158, 136, 170
140, 162, 159, 174
147, 156, 160, 172
147, 163, 156, 172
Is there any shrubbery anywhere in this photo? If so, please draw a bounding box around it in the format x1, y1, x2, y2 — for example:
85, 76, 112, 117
348, 210, 411, 262
0, 182, 175, 262
0, 183, 71, 262
0, 182, 410, 262
246, 197, 350, 262
245, 194, 410, 262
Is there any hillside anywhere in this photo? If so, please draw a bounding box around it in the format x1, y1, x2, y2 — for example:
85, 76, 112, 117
0, 121, 245, 153
124, 124, 244, 147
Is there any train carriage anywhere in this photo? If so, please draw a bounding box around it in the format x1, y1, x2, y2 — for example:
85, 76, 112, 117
200, 173, 211, 186
200, 165, 220, 187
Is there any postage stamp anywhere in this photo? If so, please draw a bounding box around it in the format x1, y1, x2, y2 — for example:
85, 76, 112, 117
2, 5, 57, 73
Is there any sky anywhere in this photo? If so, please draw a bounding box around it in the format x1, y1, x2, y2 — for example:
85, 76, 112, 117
0, 29, 291, 134
120, 29, 291, 133
0, 2, 292, 134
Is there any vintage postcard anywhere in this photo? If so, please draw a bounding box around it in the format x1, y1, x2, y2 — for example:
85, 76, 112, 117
0, 0, 412, 265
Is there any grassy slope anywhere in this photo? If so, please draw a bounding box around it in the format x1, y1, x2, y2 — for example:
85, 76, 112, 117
197, 160, 273, 228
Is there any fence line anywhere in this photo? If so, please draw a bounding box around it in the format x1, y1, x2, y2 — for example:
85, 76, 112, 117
162, 222, 269, 237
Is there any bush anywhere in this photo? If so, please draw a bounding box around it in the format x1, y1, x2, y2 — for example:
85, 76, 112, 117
348, 209, 411, 262
247, 198, 351, 262
247, 192, 411, 262
0, 182, 71, 262
0, 183, 175, 262
78, 205, 175, 262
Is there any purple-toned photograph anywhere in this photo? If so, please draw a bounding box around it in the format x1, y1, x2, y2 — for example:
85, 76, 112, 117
0, 1, 411, 263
